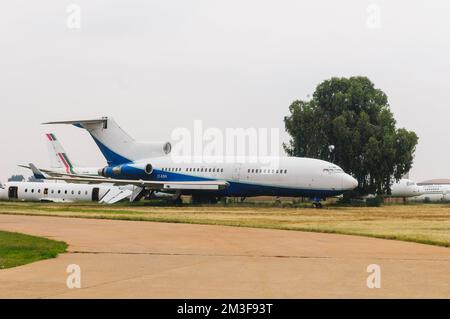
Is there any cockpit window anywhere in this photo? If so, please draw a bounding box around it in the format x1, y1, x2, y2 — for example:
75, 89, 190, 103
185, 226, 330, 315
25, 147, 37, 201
323, 167, 344, 174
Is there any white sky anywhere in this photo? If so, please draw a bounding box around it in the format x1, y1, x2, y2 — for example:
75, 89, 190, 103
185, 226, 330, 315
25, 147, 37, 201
1, 1, 449, 182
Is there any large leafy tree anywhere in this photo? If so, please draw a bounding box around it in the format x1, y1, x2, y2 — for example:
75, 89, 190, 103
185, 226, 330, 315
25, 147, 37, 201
284, 76, 418, 195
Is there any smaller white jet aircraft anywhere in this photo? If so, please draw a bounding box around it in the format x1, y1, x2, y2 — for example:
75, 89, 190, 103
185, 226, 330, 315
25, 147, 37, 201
0, 179, 132, 204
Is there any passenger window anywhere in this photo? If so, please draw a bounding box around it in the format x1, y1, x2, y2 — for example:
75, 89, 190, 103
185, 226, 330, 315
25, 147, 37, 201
25, 189, 28, 193
65, 190, 68, 194
284, 169, 287, 174
58, 190, 61, 194
38, 189, 41, 193
31, 189, 34, 193
221, 168, 224, 172
78, 191, 81, 195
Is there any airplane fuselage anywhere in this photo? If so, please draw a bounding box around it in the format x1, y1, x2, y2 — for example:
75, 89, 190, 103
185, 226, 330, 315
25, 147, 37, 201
100, 156, 358, 199
0, 182, 121, 203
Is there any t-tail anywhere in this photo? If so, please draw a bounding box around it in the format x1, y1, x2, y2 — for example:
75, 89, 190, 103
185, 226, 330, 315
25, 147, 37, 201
44, 117, 172, 166
46, 133, 76, 174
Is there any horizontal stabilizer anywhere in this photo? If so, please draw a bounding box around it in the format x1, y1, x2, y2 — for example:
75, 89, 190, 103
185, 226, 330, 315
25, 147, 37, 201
43, 118, 108, 128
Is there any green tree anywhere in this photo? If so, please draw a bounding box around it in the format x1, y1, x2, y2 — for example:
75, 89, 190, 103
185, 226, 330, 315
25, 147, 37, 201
284, 76, 418, 195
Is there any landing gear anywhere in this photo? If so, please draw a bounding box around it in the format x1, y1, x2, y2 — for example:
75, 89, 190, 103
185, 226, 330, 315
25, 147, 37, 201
173, 197, 183, 205
191, 195, 219, 204
312, 202, 323, 209
310, 197, 324, 209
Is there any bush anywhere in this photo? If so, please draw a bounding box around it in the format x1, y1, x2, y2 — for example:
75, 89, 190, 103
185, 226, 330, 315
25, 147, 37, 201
366, 196, 383, 207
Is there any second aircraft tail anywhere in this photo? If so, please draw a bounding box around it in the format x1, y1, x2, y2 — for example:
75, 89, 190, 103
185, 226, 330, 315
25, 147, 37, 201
46, 133, 76, 174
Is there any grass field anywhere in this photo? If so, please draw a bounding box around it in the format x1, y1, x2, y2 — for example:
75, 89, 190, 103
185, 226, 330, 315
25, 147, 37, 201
1, 201, 450, 248
0, 230, 67, 269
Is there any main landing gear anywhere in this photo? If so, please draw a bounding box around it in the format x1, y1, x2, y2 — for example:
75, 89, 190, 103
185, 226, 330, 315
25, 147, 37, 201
312, 202, 323, 209
310, 197, 324, 209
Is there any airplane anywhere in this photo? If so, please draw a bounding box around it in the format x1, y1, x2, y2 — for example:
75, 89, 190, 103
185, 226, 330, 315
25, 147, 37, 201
390, 179, 423, 198
408, 183, 450, 202
0, 178, 132, 204
42, 117, 358, 207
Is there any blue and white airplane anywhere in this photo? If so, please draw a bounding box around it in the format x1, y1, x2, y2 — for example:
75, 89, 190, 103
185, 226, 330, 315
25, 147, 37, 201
42, 117, 358, 206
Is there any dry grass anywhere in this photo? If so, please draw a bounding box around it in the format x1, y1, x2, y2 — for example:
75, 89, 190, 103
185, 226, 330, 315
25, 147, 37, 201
0, 201, 449, 247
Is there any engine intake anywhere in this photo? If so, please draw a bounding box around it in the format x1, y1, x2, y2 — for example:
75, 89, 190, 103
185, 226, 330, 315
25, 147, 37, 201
144, 164, 153, 175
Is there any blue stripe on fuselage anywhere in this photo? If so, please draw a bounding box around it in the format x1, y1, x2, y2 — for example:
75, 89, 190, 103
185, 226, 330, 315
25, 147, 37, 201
108, 166, 343, 198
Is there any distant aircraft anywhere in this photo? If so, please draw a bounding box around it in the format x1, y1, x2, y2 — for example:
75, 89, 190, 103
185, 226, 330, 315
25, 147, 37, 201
0, 180, 132, 204
390, 179, 423, 198
42, 117, 358, 207
408, 184, 450, 202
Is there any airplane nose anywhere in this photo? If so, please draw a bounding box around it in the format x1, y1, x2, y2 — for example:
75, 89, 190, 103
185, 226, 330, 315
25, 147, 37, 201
342, 174, 358, 190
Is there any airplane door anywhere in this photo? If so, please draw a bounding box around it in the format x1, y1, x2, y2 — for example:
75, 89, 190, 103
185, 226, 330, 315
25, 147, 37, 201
232, 164, 241, 181
8, 186, 18, 199
92, 188, 100, 201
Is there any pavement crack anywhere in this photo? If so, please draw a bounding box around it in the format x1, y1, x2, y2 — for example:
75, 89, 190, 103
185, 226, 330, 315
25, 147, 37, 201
68, 250, 333, 259
67, 250, 450, 262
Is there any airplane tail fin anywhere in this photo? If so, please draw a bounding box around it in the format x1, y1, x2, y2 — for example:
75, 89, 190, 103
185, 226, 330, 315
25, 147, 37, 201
44, 117, 172, 166
46, 133, 76, 174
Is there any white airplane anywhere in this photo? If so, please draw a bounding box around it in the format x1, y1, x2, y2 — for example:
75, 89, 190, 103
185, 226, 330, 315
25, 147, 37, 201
0, 180, 132, 204
390, 179, 423, 198
408, 184, 450, 202
42, 117, 358, 207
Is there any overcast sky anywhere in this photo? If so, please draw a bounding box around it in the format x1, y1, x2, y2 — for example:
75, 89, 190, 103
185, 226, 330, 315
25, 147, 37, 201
1, 1, 449, 182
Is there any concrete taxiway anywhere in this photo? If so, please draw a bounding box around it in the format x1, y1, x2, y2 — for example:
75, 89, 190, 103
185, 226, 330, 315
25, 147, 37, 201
0, 214, 449, 298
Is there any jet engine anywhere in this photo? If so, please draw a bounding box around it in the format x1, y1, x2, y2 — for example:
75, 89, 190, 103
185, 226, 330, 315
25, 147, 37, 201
98, 163, 154, 179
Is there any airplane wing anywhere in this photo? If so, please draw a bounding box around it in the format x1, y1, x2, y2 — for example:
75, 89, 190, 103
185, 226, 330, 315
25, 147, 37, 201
43, 176, 230, 190
19, 164, 106, 180
23, 163, 230, 191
